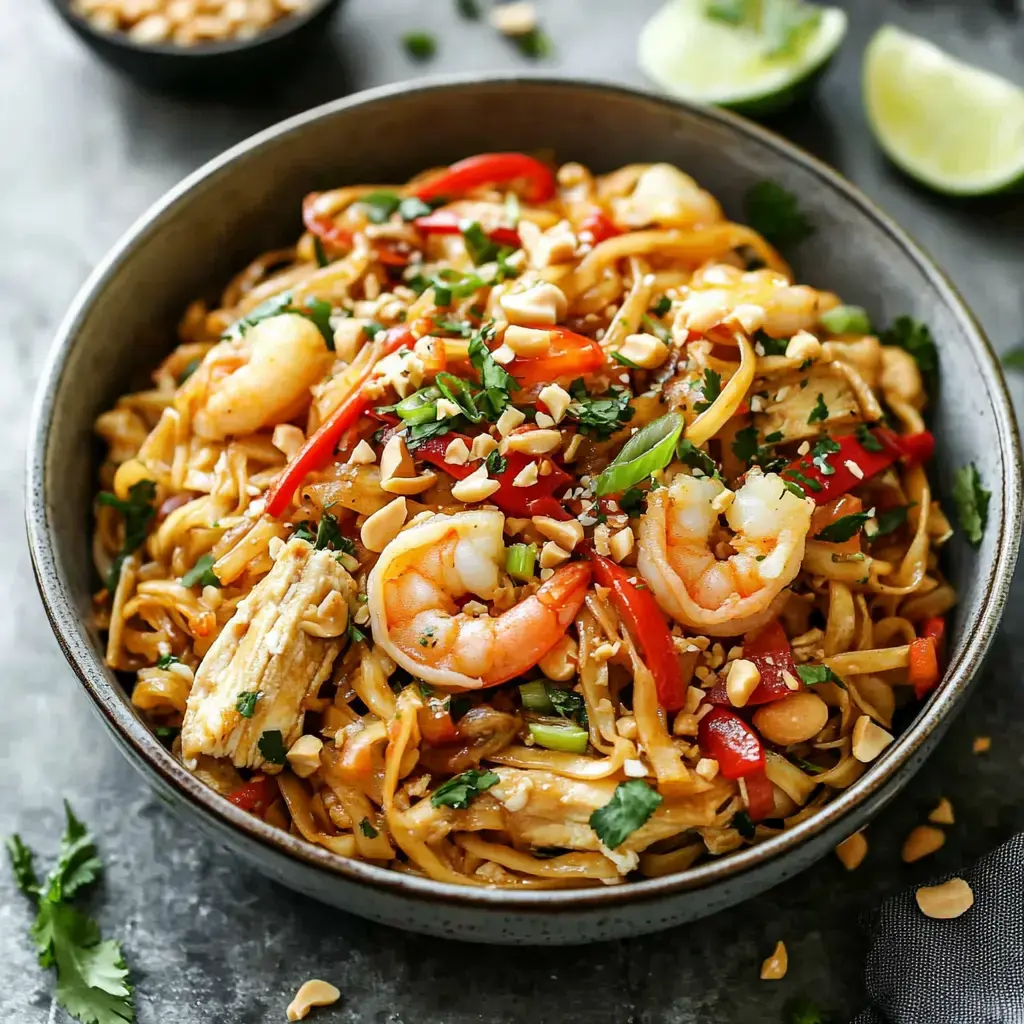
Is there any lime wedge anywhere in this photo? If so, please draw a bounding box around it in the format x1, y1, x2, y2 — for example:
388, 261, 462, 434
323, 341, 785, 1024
864, 26, 1024, 195
638, 0, 847, 116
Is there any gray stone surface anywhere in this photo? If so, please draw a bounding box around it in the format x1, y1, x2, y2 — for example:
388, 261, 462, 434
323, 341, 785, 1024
3, 0, 1024, 1020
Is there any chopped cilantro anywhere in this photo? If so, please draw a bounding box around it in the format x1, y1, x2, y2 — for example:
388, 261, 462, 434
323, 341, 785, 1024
589, 779, 663, 849
486, 449, 508, 475
567, 385, 635, 441
312, 236, 329, 268
814, 511, 871, 543
796, 664, 846, 689
257, 730, 288, 765
677, 440, 720, 479
96, 479, 157, 591
651, 296, 672, 317
612, 350, 642, 369
359, 818, 380, 839
362, 320, 386, 341
546, 685, 588, 728
222, 291, 335, 349
786, 469, 822, 493
806, 393, 829, 424
430, 769, 500, 810
347, 622, 366, 645
359, 191, 401, 224
182, 553, 221, 590
732, 809, 756, 839
855, 423, 884, 452
511, 27, 553, 59
952, 463, 990, 546
872, 505, 910, 538
155, 654, 180, 670
881, 316, 938, 394
468, 324, 520, 419
314, 511, 348, 552
754, 329, 789, 357
811, 436, 840, 476
461, 221, 502, 266
154, 725, 180, 741
731, 425, 760, 464
619, 487, 647, 517
784, 479, 806, 499
403, 31, 436, 60
398, 196, 434, 221
693, 368, 722, 413
745, 180, 813, 248
292, 521, 317, 544
432, 315, 474, 337
641, 313, 672, 344
235, 691, 261, 719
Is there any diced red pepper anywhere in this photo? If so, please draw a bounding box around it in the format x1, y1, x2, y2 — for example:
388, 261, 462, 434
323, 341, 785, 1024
265, 326, 414, 517
782, 427, 934, 506
416, 432, 573, 518
922, 615, 946, 647
706, 620, 800, 707
412, 209, 521, 248
302, 193, 411, 266
698, 707, 766, 780
418, 695, 458, 746
412, 153, 557, 204
505, 325, 605, 386
227, 776, 276, 815
742, 769, 775, 822
589, 553, 686, 711
578, 210, 622, 245
910, 635, 941, 700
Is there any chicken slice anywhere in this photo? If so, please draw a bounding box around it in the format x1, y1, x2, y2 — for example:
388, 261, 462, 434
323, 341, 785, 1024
181, 538, 355, 771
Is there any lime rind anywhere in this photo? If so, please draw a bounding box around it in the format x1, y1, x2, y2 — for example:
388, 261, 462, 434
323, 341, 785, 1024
864, 25, 1024, 196
638, 0, 847, 115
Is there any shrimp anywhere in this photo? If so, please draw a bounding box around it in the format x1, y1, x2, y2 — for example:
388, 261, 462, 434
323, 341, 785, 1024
193, 313, 332, 441
637, 471, 813, 637
677, 264, 824, 339
367, 509, 591, 690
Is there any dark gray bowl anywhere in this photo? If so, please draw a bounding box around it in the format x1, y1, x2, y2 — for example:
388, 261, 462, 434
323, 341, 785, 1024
47, 0, 344, 90
26, 76, 1022, 945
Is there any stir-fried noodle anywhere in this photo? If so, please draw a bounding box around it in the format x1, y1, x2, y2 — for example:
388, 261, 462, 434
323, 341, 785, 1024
93, 155, 955, 887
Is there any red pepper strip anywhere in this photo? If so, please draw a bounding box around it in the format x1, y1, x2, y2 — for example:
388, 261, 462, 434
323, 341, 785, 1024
705, 620, 800, 707
910, 635, 941, 700
783, 427, 906, 506
303, 193, 411, 267
418, 695, 458, 746
506, 325, 605, 386
578, 210, 622, 245
227, 776, 276, 814
265, 326, 414, 518
922, 615, 946, 647
412, 209, 522, 248
589, 553, 686, 711
743, 769, 775, 822
698, 707, 766, 780
412, 153, 557, 204
900, 431, 935, 464
416, 433, 574, 518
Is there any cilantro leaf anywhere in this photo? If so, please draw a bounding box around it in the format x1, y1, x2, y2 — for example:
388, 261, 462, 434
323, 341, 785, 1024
55, 932, 134, 1024
292, 521, 317, 545
96, 480, 157, 591
359, 191, 401, 224
314, 511, 345, 552
461, 221, 502, 266
952, 463, 990, 546
486, 449, 508, 475
222, 291, 335, 350
546, 685, 588, 729
567, 386, 635, 440
693, 368, 722, 413
881, 316, 938, 394
257, 730, 288, 766
359, 818, 379, 839
181, 553, 220, 590
589, 779, 663, 849
398, 196, 434, 221
796, 664, 846, 689
154, 654, 180, 670
811, 436, 840, 476
814, 511, 871, 543
677, 439, 720, 479
731, 809, 756, 839
44, 804, 104, 904
235, 691, 260, 719
619, 487, 647, 517
468, 325, 519, 418
651, 296, 672, 317
731, 425, 760, 464
347, 622, 367, 645
430, 769, 500, 810
6, 835, 40, 895
753, 329, 789, 357
511, 27, 553, 59
855, 423, 884, 453
745, 181, 813, 248
806, 392, 828, 424
872, 505, 910, 538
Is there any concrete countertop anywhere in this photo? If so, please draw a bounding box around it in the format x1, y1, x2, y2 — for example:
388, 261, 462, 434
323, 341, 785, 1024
3, 1, 1024, 1021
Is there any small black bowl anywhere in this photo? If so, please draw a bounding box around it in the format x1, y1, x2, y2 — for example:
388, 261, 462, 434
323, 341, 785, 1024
48, 0, 345, 90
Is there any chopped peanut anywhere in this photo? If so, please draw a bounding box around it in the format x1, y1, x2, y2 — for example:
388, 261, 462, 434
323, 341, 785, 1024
512, 461, 539, 487
451, 464, 501, 503
694, 757, 719, 780
286, 735, 323, 778
852, 715, 894, 762
538, 382, 571, 424
759, 941, 788, 981
444, 438, 470, 465
615, 333, 669, 369
272, 424, 305, 458
286, 979, 341, 1022
915, 878, 974, 920
496, 406, 526, 437
347, 439, 376, 465
834, 831, 868, 871
500, 281, 568, 326
902, 824, 946, 863
785, 330, 822, 362
471, 434, 499, 460
725, 658, 760, 708
506, 428, 562, 455
539, 542, 570, 568
379, 435, 415, 482
608, 526, 635, 563
360, 497, 408, 552
928, 797, 955, 826
504, 325, 552, 358
435, 397, 462, 419
532, 516, 584, 551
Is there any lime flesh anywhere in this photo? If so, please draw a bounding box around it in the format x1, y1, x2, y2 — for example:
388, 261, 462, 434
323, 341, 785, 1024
638, 0, 847, 116
864, 25, 1024, 195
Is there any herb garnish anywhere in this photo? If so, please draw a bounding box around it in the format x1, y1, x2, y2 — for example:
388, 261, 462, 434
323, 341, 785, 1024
546, 685, 588, 729
485, 449, 508, 475
347, 622, 366, 645
731, 809, 756, 839
952, 463, 990, 546
182, 554, 221, 590
402, 31, 437, 60
855, 423, 884, 453
359, 818, 379, 839
96, 480, 157, 591
677, 439, 721, 479
651, 296, 672, 317
257, 730, 288, 766
222, 291, 335, 350
693, 368, 722, 413
6, 804, 135, 1024
872, 505, 910, 538
796, 664, 846, 689
806, 392, 829, 424
814, 511, 872, 543
589, 780, 663, 849
811, 436, 840, 476
567, 379, 635, 440
155, 654, 180, 670
235, 691, 261, 719
745, 180, 813, 248
430, 769, 500, 810
469, 324, 520, 418
881, 316, 938, 394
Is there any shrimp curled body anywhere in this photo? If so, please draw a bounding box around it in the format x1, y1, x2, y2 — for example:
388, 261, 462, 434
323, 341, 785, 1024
367, 509, 591, 690
637, 471, 812, 637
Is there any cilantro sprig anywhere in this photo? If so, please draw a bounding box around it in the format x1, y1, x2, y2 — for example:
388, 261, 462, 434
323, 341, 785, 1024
952, 463, 990, 546
430, 769, 500, 810
222, 291, 335, 350
6, 804, 134, 1024
745, 180, 814, 248
589, 779, 663, 849
881, 316, 938, 395
567, 378, 635, 440
96, 480, 157, 591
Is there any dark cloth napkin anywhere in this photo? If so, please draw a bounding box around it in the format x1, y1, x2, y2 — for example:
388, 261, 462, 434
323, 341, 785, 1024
854, 834, 1024, 1024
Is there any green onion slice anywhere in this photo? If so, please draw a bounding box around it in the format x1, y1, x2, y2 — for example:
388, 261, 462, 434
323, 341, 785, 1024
396, 386, 441, 425
594, 411, 685, 496
519, 680, 554, 713
819, 305, 872, 336
506, 542, 537, 582
435, 372, 483, 422
528, 721, 589, 754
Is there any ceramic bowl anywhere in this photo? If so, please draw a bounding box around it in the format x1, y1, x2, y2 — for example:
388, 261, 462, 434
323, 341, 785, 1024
26, 76, 1022, 945
47, 0, 345, 90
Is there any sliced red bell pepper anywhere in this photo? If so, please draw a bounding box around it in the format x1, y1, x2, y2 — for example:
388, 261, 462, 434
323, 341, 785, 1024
505, 325, 605, 386
899, 431, 935, 464
922, 615, 946, 647
303, 193, 411, 266
910, 634, 941, 700
265, 326, 414, 518
417, 431, 573, 518
742, 769, 775, 822
782, 427, 934, 506
698, 707, 766, 780
418, 695, 458, 746
412, 209, 522, 248
412, 153, 557, 204
706, 620, 801, 707
589, 553, 686, 711
227, 775, 276, 814
578, 210, 622, 245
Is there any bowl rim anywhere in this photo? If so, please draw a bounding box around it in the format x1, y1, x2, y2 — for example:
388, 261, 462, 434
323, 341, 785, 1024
26, 73, 1023, 913
48, 0, 340, 60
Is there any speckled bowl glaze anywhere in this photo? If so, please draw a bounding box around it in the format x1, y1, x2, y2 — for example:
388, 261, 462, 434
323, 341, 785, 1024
26, 77, 1022, 945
